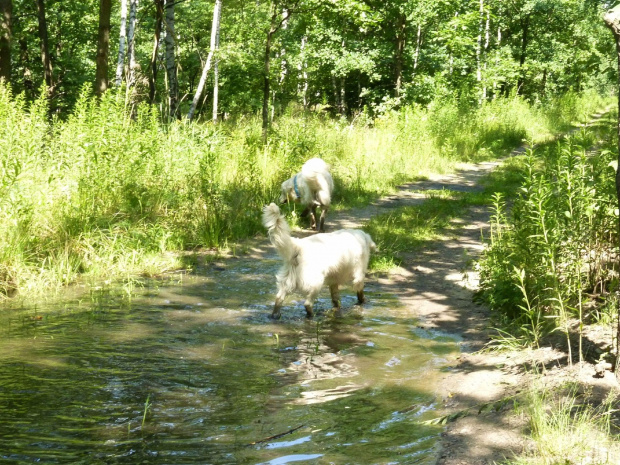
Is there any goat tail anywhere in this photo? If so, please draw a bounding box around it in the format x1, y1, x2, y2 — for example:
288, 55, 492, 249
262, 203, 296, 262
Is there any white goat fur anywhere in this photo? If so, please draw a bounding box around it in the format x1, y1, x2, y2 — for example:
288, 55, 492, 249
262, 203, 376, 318
279, 158, 334, 232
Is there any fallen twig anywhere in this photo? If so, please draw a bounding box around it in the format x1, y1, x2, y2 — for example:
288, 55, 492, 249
248, 424, 305, 446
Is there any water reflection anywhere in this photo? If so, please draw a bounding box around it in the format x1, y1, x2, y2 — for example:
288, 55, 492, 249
0, 256, 458, 464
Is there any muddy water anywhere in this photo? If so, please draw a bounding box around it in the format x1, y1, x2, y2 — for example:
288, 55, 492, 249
0, 256, 459, 464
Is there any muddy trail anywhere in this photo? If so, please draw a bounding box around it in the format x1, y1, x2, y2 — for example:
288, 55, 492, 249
256, 107, 617, 464
1, 109, 616, 465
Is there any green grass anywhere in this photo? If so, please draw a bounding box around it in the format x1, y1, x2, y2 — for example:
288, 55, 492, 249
365, 191, 476, 271
0, 82, 613, 300
506, 382, 620, 465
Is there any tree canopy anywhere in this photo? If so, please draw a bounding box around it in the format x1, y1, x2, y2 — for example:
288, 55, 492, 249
0, 0, 615, 119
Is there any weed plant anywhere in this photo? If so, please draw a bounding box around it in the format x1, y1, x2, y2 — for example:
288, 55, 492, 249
0, 82, 612, 299
476, 116, 618, 349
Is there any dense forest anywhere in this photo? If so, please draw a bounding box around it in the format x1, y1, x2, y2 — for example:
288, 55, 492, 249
0, 0, 614, 119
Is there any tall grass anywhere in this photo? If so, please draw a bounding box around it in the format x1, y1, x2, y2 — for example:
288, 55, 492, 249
0, 82, 612, 299
476, 115, 618, 351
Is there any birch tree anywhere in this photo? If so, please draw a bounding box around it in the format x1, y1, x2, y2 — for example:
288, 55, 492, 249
212, 0, 221, 122
114, 0, 128, 86
126, 0, 138, 87
476, 0, 483, 102
163, 0, 178, 118
187, 0, 222, 122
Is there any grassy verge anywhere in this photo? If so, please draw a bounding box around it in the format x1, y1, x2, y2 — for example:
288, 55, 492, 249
507, 382, 620, 464
0, 83, 613, 300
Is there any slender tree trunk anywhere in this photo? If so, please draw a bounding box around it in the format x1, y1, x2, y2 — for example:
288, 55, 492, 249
300, 36, 308, 108
449, 12, 458, 75
163, 0, 178, 118
603, 5, 620, 381
36, 0, 53, 90
261, 3, 295, 141
394, 12, 406, 97
476, 0, 483, 103
339, 76, 346, 114
0, 0, 11, 84
187, 0, 222, 121
19, 37, 32, 97
262, 10, 276, 140
273, 8, 288, 120
494, 25, 501, 98
149, 0, 163, 104
114, 0, 128, 86
516, 14, 530, 95
412, 24, 421, 79
482, 9, 489, 100
95, 0, 111, 96
212, 0, 221, 122
126, 0, 138, 87
331, 74, 338, 111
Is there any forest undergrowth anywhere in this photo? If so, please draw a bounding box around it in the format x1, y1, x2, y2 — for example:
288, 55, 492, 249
0, 83, 612, 300
472, 110, 620, 463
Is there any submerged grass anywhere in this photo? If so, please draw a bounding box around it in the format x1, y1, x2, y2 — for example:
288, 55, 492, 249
0, 82, 612, 300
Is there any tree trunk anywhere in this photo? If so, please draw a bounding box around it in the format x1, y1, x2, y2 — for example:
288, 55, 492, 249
0, 0, 11, 84
516, 14, 530, 95
164, 0, 178, 118
412, 24, 421, 79
476, 0, 483, 103
94, 0, 111, 96
339, 76, 346, 114
212, 0, 221, 122
274, 8, 288, 118
298, 35, 308, 108
114, 0, 128, 86
482, 9, 489, 100
603, 5, 620, 381
449, 12, 458, 75
19, 37, 32, 97
394, 12, 405, 97
261, 3, 294, 141
149, 0, 163, 104
187, 0, 222, 121
126, 0, 138, 87
36, 0, 53, 90
493, 25, 501, 98
262, 9, 277, 140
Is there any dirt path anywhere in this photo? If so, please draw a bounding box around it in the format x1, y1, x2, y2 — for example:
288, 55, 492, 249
323, 108, 618, 464
330, 158, 526, 464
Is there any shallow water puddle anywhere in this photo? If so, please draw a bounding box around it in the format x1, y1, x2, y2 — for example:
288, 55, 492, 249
0, 257, 459, 464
